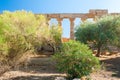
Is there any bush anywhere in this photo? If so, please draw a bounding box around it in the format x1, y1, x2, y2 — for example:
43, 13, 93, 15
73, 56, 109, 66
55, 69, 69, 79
41, 25, 62, 52
52, 41, 100, 79
0, 11, 47, 71
0, 10, 62, 74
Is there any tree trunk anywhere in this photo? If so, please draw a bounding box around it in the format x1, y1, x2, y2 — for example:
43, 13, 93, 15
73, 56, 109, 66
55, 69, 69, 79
96, 43, 101, 57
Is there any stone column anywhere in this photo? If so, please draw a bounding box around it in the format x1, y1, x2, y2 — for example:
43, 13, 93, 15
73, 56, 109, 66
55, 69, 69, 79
93, 16, 98, 21
47, 18, 50, 26
69, 18, 75, 40
81, 18, 87, 22
57, 18, 63, 27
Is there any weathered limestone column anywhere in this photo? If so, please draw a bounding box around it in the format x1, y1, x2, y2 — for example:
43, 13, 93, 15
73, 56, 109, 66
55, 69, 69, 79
47, 18, 51, 26
57, 18, 63, 27
93, 16, 98, 21
69, 18, 75, 40
81, 18, 87, 22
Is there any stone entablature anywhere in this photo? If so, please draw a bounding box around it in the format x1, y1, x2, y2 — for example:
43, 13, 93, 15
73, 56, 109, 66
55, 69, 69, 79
39, 9, 120, 39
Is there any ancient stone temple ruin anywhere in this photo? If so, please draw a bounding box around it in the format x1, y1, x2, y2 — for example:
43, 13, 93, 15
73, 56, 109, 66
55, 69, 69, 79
41, 9, 120, 39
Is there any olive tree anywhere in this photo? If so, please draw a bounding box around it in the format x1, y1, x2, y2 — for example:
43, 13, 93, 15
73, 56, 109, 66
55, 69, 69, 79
75, 15, 120, 57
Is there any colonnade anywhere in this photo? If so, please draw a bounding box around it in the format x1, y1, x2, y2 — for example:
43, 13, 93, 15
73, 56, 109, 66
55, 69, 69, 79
47, 17, 88, 40
42, 9, 120, 39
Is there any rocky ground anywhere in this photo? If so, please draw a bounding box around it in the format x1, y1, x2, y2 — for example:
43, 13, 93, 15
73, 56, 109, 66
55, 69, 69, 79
0, 53, 120, 80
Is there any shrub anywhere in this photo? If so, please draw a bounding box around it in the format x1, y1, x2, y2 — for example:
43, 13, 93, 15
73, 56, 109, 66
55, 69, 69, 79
52, 40, 100, 79
0, 10, 62, 73
0, 11, 47, 70
42, 25, 62, 52
37, 18, 62, 52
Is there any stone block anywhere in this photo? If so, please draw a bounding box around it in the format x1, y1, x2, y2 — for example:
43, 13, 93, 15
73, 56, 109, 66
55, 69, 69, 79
55, 77, 66, 80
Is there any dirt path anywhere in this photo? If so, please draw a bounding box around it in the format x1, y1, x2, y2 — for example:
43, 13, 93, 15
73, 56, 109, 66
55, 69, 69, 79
1, 54, 120, 80
0, 55, 66, 80
91, 54, 120, 80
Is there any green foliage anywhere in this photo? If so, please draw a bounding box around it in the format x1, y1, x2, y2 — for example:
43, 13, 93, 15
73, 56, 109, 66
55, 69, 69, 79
95, 15, 119, 44
0, 10, 62, 70
50, 25, 62, 43
49, 25, 62, 51
40, 24, 62, 52
0, 11, 50, 68
108, 16, 120, 47
75, 22, 97, 43
75, 15, 120, 56
52, 41, 100, 79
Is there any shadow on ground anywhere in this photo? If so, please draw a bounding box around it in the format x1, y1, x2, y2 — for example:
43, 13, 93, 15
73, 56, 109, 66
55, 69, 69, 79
10, 75, 55, 80
7, 56, 66, 80
101, 56, 120, 78
18, 57, 60, 74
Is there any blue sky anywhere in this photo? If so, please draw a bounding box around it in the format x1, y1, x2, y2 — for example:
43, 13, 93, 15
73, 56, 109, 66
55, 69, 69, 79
0, 0, 120, 37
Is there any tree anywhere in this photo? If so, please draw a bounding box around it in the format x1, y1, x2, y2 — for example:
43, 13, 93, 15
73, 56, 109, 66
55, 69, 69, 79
75, 22, 97, 44
75, 15, 120, 57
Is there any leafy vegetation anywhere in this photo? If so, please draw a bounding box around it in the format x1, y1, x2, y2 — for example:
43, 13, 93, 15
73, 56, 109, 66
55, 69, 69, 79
0, 11, 39, 72
0, 10, 62, 74
41, 25, 62, 52
52, 40, 100, 79
75, 15, 120, 57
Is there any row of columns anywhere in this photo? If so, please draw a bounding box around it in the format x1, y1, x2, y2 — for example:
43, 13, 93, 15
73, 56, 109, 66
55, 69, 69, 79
47, 18, 87, 40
